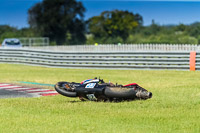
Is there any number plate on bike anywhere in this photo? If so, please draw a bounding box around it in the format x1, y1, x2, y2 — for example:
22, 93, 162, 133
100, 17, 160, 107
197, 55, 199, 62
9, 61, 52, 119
85, 83, 96, 88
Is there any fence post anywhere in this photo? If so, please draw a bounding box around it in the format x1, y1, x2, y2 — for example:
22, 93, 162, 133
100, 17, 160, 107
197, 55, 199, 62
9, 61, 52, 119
198, 45, 200, 51
190, 51, 196, 71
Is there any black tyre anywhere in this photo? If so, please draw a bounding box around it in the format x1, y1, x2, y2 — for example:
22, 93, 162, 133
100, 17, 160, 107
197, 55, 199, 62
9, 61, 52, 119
55, 82, 77, 97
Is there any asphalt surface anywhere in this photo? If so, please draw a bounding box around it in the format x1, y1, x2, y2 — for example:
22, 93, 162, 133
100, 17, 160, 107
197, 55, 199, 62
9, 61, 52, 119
0, 89, 37, 99
0, 83, 58, 99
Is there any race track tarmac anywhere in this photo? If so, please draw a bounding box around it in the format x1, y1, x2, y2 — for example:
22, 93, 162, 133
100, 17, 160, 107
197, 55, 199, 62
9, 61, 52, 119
0, 89, 37, 98
0, 83, 58, 99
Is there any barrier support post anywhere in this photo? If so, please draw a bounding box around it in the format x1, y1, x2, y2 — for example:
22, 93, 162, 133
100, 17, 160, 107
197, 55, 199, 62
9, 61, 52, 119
190, 51, 196, 71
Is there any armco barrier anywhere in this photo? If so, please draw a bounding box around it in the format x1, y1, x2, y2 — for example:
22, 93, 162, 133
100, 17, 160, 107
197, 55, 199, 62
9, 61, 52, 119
24, 44, 200, 52
0, 48, 199, 71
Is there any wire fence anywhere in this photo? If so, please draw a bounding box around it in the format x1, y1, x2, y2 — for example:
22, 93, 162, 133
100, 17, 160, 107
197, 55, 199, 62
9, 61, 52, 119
19, 37, 49, 47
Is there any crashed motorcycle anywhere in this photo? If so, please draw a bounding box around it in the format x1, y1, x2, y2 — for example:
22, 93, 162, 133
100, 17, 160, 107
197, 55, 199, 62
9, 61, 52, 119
55, 78, 152, 102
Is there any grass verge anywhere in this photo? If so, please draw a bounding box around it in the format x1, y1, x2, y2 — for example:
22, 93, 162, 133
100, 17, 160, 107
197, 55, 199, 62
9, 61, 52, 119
0, 64, 200, 133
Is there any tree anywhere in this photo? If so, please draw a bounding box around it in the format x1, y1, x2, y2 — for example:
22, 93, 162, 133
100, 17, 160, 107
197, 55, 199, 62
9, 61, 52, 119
175, 24, 187, 32
28, 0, 86, 45
0, 25, 18, 42
87, 10, 143, 43
187, 22, 200, 38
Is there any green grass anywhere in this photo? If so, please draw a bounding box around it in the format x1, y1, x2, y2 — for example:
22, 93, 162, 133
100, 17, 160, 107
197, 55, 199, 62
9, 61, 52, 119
0, 64, 200, 133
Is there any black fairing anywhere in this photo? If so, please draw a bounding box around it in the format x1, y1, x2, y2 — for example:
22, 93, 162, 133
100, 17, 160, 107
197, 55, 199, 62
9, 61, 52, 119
75, 84, 106, 97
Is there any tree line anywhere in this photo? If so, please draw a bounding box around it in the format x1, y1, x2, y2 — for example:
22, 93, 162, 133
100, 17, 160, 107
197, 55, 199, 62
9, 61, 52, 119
0, 0, 200, 45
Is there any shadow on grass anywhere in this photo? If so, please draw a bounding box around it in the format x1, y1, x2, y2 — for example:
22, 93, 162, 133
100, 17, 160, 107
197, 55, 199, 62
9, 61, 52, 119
69, 100, 86, 103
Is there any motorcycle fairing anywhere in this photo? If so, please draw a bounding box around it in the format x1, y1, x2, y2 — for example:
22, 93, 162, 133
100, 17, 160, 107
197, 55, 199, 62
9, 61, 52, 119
123, 83, 138, 87
81, 79, 99, 84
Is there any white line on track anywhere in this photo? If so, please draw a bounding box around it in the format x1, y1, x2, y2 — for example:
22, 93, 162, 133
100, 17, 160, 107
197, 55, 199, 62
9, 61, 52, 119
0, 84, 11, 86
6, 88, 32, 91
0, 86, 21, 89
30, 91, 58, 95
16, 89, 51, 92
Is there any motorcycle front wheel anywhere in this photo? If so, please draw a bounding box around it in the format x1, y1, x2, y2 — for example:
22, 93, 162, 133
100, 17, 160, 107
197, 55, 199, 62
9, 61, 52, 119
55, 82, 77, 97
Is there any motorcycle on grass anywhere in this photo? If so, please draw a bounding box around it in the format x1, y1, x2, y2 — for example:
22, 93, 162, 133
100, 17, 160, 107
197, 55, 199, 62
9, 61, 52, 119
55, 78, 152, 102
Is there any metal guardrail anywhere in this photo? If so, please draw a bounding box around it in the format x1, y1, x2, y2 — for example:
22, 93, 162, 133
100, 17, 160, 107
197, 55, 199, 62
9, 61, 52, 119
23, 44, 200, 52
0, 48, 199, 70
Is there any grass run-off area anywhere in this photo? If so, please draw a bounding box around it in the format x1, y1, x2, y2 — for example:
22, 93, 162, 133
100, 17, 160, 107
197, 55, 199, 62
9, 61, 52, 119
0, 64, 200, 133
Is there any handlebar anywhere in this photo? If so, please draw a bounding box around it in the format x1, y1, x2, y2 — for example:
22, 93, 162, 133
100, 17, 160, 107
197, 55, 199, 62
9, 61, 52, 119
99, 79, 105, 83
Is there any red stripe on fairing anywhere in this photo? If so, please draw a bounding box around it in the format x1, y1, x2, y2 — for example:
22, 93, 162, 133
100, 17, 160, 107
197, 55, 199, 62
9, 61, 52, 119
41, 93, 59, 96
28, 90, 55, 93
123, 83, 138, 87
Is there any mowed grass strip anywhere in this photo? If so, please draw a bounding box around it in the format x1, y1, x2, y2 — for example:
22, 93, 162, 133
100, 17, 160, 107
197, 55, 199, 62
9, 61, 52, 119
0, 64, 200, 133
